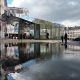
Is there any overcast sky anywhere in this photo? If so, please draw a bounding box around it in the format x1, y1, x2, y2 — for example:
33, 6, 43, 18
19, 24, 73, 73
8, 0, 80, 27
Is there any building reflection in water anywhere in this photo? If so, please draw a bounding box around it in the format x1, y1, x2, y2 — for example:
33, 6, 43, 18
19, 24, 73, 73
18, 43, 35, 63
68, 45, 80, 51
61, 44, 80, 61
1, 43, 63, 70
0, 42, 68, 80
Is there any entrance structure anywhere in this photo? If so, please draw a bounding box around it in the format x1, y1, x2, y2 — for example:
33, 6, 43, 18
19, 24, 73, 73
18, 18, 40, 40
34, 18, 53, 39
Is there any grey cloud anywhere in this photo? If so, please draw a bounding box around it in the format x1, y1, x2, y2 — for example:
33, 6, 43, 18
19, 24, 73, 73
12, 0, 80, 22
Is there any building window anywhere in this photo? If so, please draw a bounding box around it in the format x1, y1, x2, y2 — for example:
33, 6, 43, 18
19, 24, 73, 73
14, 10, 17, 13
10, 10, 12, 14
4, 0, 7, 7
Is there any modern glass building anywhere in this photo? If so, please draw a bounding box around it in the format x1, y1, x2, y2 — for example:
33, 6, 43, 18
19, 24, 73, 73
33, 19, 65, 40
52, 23, 65, 39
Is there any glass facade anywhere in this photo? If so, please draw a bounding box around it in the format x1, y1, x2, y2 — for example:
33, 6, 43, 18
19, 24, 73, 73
1, 18, 64, 40
18, 19, 35, 39
40, 24, 46, 39
52, 24, 64, 39
33, 19, 52, 39
33, 19, 64, 40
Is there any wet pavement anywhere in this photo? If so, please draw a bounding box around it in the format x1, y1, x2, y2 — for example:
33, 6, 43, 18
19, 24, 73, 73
10, 60, 80, 80
0, 39, 61, 43
0, 41, 80, 80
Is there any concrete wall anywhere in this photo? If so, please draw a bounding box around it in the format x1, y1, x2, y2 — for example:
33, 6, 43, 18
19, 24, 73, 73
0, 0, 7, 39
0, 0, 7, 15
7, 24, 14, 34
0, 22, 6, 38
5, 7, 29, 17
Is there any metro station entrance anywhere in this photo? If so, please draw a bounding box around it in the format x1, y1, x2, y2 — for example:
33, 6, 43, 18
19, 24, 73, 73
18, 18, 40, 40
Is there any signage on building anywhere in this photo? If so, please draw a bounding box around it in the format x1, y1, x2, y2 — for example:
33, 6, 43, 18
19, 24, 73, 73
1, 22, 6, 27
14, 26, 18, 32
14, 47, 19, 55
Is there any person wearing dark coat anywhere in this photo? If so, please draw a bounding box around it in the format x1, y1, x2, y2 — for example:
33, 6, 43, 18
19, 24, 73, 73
46, 32, 49, 39
64, 33, 67, 45
61, 35, 64, 42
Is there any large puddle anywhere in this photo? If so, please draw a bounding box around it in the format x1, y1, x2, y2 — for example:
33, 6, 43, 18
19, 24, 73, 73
0, 42, 80, 80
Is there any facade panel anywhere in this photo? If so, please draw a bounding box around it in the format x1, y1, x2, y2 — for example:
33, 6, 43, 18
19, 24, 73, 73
5, 7, 29, 17
0, 0, 7, 38
66, 27, 80, 40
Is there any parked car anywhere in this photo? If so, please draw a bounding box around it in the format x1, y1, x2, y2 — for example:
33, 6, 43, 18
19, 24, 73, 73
73, 37, 80, 41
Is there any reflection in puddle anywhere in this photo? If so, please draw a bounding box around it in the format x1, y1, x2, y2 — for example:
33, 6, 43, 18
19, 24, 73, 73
0, 42, 80, 80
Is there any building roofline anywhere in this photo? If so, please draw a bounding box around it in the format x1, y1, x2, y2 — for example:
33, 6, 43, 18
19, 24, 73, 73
7, 7, 28, 10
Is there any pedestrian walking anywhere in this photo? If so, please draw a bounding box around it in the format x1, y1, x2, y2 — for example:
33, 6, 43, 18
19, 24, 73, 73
64, 33, 67, 45
46, 32, 49, 39
61, 35, 64, 42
